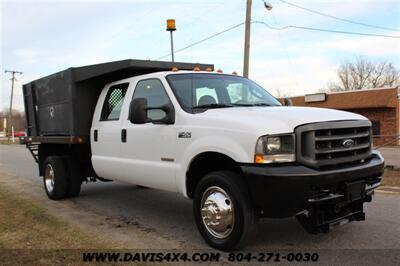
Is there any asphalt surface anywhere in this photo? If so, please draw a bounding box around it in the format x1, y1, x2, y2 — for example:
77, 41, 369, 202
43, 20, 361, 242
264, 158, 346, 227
0, 144, 399, 264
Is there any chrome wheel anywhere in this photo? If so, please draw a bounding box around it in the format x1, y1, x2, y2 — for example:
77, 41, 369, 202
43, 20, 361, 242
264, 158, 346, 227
44, 164, 55, 193
200, 186, 234, 239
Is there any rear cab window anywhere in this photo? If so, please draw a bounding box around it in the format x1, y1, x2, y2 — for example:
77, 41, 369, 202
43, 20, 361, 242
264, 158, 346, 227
100, 83, 129, 121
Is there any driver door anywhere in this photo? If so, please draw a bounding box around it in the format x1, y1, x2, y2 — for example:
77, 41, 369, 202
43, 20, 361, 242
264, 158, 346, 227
119, 78, 177, 191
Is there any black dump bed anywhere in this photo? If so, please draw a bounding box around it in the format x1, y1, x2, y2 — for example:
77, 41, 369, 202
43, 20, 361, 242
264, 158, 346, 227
23, 59, 213, 142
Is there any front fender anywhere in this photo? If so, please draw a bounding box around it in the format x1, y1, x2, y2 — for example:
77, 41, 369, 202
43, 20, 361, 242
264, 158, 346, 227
175, 135, 253, 196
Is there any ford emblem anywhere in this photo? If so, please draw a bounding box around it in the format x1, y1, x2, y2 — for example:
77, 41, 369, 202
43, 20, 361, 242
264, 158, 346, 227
342, 139, 355, 148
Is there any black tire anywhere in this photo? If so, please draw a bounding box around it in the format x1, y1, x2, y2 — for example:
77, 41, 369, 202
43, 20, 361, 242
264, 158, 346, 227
42, 156, 68, 200
65, 156, 82, 198
193, 170, 257, 251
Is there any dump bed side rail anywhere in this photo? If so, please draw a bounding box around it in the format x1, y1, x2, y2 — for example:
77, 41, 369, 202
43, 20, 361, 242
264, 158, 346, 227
21, 136, 88, 145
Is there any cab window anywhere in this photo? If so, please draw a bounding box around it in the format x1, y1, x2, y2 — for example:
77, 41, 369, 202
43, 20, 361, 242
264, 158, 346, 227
100, 83, 129, 121
132, 79, 172, 120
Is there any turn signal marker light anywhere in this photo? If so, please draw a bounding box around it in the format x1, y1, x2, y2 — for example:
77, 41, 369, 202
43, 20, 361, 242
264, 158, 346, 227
216, 69, 223, 73
171, 67, 179, 72
254, 154, 264, 164
193, 66, 200, 71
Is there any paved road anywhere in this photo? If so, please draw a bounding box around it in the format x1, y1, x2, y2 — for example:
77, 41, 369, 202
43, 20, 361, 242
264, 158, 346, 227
0, 144, 399, 263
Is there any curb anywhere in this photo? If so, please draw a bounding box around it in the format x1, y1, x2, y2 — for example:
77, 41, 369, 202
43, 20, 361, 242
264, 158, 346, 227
385, 165, 400, 171
376, 185, 400, 195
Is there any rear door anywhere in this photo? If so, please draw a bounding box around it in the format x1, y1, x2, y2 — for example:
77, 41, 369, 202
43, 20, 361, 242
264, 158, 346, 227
91, 83, 130, 180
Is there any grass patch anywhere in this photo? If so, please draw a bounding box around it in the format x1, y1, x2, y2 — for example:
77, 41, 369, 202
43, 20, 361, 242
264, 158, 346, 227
0, 140, 21, 145
0, 186, 107, 264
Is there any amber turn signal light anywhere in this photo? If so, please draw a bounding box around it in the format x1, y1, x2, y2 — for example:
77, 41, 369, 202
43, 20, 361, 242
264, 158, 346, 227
254, 154, 264, 164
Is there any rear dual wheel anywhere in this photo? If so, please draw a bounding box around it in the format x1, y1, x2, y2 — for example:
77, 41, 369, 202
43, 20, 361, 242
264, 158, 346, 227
43, 156, 82, 200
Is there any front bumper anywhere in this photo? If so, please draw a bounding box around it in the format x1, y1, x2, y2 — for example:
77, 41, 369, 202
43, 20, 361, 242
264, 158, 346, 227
241, 151, 384, 219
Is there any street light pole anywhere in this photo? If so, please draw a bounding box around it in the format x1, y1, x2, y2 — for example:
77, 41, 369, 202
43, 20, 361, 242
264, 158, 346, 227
243, 0, 252, 78
166, 19, 176, 62
4, 70, 22, 141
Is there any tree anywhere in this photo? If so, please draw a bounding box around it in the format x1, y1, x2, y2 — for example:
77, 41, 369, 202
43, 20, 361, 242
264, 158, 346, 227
0, 108, 26, 132
328, 56, 400, 91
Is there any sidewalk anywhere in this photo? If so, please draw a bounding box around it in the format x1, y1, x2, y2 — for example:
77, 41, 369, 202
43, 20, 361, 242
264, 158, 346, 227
378, 147, 400, 169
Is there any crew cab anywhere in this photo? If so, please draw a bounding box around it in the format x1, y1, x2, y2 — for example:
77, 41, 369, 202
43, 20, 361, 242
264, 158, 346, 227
22, 60, 384, 250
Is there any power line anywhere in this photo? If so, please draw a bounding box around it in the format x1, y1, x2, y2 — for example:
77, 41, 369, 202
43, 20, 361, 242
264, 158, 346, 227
269, 11, 301, 91
154, 16, 399, 62
252, 20, 400, 38
155, 19, 399, 62
277, 0, 400, 32
155, 22, 245, 60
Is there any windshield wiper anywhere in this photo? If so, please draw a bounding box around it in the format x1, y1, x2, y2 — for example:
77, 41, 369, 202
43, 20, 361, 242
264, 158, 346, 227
252, 103, 274, 106
231, 103, 254, 106
193, 103, 234, 109
231, 103, 275, 107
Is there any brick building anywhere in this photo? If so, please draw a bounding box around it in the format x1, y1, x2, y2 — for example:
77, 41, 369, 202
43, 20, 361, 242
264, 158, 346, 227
285, 87, 400, 146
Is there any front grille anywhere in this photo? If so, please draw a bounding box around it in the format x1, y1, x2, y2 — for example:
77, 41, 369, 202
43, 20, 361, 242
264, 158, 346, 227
295, 121, 372, 168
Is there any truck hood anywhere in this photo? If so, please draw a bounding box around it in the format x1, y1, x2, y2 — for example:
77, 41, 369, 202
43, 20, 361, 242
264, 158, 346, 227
194, 106, 368, 135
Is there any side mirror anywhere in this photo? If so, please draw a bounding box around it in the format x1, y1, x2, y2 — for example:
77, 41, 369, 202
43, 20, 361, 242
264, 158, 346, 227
283, 97, 293, 106
129, 98, 175, 124
129, 98, 148, 124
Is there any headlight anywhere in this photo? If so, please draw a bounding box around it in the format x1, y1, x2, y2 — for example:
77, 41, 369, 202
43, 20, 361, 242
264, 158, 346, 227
254, 134, 295, 163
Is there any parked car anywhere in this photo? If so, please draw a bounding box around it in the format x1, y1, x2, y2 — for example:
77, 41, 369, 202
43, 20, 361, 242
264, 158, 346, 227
13, 131, 26, 137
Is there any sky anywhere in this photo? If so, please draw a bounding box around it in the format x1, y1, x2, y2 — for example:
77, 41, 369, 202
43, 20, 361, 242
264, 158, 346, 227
1, 0, 399, 111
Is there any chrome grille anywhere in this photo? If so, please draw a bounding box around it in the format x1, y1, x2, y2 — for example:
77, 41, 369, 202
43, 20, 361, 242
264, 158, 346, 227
295, 121, 372, 168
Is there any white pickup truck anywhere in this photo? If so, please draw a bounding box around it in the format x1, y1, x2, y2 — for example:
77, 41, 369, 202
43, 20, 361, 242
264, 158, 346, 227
22, 60, 384, 250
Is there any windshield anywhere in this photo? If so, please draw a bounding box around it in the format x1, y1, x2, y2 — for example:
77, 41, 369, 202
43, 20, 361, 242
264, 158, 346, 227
166, 73, 281, 112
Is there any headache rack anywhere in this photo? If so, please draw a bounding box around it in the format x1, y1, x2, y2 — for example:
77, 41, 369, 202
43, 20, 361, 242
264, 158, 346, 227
295, 120, 372, 168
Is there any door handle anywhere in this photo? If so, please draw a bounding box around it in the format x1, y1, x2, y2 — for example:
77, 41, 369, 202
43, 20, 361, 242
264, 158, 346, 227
94, 129, 98, 142
121, 129, 127, 143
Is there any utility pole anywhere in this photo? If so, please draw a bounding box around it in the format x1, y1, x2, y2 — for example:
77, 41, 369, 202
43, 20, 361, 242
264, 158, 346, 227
4, 70, 22, 141
243, 0, 252, 78
243, 1, 273, 78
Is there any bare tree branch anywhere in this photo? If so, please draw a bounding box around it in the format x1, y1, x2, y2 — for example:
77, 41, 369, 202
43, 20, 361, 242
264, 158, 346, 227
328, 56, 400, 91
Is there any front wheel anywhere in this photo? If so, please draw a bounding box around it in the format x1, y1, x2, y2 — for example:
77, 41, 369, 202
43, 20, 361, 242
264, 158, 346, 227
193, 171, 257, 251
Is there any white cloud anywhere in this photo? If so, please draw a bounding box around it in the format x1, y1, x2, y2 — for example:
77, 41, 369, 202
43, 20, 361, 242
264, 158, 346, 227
250, 57, 337, 97
317, 36, 400, 57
